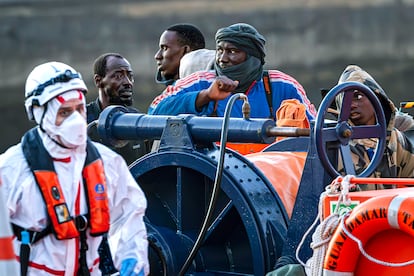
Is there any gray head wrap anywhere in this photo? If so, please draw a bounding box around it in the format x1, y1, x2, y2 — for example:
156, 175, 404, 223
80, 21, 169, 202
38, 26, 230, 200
215, 23, 266, 64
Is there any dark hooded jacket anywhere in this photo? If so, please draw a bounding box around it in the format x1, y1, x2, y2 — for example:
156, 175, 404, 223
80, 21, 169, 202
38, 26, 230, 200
336, 65, 414, 190
264, 65, 414, 276
155, 69, 176, 86
86, 98, 151, 164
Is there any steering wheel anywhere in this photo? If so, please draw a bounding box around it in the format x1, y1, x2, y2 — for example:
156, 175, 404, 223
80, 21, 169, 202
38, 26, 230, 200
314, 81, 387, 177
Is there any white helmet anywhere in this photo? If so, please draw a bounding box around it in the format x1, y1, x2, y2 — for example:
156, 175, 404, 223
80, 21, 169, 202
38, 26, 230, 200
25, 61, 87, 120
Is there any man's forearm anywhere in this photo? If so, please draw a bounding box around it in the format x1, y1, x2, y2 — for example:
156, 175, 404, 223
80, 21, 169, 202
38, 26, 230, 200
195, 90, 211, 111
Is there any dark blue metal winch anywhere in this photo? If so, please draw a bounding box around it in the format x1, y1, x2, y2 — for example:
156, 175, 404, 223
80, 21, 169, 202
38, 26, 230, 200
98, 107, 292, 275
96, 81, 386, 276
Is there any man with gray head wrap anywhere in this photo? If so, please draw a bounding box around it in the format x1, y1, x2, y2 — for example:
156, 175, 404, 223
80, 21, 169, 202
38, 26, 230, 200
215, 23, 266, 64
149, 22, 316, 124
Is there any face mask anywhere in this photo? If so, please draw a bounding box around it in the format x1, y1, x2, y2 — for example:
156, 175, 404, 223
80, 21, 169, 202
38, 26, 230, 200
54, 111, 87, 148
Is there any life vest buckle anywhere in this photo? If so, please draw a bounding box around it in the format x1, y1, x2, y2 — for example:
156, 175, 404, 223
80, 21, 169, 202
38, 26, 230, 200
75, 215, 88, 232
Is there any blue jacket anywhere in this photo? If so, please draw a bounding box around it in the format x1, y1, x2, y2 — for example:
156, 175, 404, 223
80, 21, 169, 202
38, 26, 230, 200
148, 70, 316, 121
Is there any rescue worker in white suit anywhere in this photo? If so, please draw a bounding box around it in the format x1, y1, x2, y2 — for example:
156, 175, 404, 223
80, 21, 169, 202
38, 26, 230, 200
0, 61, 149, 275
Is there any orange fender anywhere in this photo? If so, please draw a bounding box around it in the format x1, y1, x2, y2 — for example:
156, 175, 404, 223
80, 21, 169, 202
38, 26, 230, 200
223, 143, 269, 155
245, 151, 307, 218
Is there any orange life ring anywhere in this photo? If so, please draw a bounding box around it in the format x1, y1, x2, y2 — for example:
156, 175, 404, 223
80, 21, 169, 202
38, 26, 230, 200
323, 194, 414, 275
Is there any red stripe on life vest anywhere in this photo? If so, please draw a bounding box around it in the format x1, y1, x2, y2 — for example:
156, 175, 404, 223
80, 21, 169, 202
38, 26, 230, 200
52, 157, 71, 163
26, 261, 65, 275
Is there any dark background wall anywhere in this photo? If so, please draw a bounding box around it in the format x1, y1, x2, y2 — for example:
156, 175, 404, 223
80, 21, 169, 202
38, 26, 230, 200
1, 0, 414, 152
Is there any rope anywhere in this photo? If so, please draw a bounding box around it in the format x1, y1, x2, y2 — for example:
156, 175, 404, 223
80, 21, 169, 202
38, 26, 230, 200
307, 214, 339, 276
298, 175, 354, 276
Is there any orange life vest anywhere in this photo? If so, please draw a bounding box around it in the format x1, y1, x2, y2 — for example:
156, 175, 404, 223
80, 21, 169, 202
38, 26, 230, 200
21, 128, 110, 240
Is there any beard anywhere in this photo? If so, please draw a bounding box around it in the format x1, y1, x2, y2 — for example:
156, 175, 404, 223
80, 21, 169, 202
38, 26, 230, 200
108, 89, 133, 106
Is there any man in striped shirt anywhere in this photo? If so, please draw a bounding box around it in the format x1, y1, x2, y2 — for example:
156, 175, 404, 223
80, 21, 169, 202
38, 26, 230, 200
148, 23, 316, 122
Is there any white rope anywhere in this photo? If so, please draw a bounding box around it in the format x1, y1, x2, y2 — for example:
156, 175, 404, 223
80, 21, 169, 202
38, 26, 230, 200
295, 191, 325, 267
307, 213, 340, 276
299, 175, 355, 276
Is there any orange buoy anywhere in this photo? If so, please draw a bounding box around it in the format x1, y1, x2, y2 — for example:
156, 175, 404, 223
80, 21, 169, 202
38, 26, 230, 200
323, 193, 414, 275
0, 179, 19, 275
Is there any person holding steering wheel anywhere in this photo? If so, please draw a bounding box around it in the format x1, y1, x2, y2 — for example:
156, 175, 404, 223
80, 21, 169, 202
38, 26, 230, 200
333, 65, 414, 190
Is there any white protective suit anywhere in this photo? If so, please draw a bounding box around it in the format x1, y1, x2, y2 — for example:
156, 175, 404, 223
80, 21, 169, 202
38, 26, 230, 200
0, 127, 149, 275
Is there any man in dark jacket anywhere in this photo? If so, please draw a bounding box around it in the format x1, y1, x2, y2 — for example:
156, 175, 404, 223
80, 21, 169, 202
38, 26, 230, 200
87, 53, 152, 275
268, 65, 414, 276
334, 65, 414, 189
87, 53, 150, 165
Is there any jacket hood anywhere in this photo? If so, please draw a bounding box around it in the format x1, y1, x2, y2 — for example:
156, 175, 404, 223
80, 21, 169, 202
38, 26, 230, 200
155, 69, 176, 86
179, 49, 215, 78
336, 65, 396, 132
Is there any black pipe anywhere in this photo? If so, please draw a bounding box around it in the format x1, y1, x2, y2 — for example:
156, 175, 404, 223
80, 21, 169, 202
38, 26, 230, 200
97, 105, 276, 146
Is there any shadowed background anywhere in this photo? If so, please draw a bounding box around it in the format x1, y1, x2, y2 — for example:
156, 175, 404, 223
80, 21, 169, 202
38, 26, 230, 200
1, 0, 414, 152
